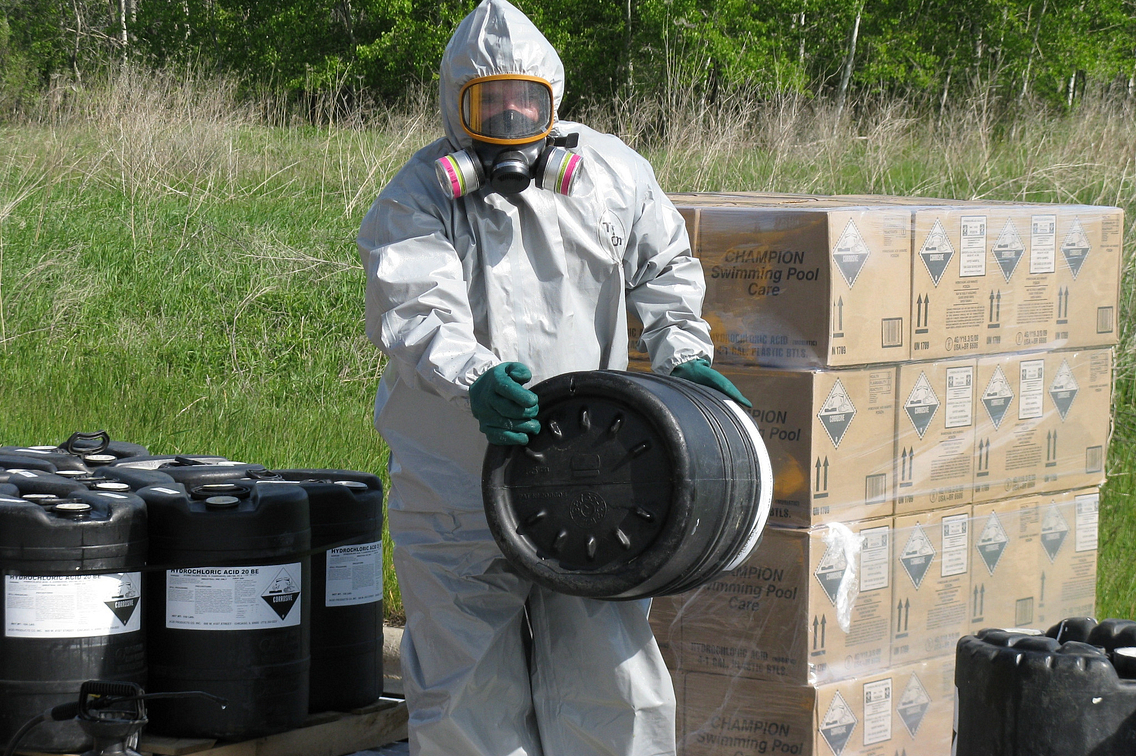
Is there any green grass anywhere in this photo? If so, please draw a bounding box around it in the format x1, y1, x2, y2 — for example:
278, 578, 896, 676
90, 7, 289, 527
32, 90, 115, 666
0, 71, 1133, 623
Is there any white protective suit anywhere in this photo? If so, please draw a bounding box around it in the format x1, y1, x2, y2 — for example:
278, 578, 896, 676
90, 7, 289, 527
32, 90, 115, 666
358, 1, 714, 754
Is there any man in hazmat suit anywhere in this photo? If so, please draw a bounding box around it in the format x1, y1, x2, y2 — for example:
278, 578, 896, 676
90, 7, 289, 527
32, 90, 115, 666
358, 1, 749, 754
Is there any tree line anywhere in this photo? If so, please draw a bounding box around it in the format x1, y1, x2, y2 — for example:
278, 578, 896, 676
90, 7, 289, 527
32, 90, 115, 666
1, 0, 1134, 117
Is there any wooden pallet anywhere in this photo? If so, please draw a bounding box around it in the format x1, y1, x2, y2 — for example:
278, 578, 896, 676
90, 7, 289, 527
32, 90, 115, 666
21, 700, 408, 756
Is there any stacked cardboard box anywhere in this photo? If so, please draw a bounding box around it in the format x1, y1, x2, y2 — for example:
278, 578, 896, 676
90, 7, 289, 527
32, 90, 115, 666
632, 192, 1118, 756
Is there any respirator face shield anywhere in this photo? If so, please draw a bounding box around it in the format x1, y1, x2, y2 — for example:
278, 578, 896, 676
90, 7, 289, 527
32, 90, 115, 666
460, 75, 554, 144
436, 74, 581, 199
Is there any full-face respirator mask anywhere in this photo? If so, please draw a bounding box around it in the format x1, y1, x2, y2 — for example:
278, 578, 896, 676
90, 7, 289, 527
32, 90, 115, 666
435, 74, 582, 199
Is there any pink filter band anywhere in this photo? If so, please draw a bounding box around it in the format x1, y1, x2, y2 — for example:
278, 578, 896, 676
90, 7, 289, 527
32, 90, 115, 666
437, 155, 464, 198
557, 153, 581, 195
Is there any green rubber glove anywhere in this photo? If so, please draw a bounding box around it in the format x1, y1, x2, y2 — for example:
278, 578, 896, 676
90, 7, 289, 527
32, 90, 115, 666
670, 358, 753, 408
469, 362, 541, 445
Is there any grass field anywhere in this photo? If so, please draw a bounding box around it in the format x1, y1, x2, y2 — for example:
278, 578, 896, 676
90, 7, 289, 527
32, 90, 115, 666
0, 71, 1133, 622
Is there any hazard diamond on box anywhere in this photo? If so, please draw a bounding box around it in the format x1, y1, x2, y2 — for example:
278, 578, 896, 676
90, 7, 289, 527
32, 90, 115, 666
918, 220, 954, 286
976, 511, 1009, 575
832, 220, 872, 288
814, 540, 849, 607
991, 219, 1025, 282
897, 672, 932, 737
1048, 359, 1079, 421
817, 378, 857, 448
818, 691, 858, 755
1060, 217, 1091, 279
1041, 504, 1070, 563
981, 366, 1015, 429
904, 372, 940, 439
104, 573, 141, 626
900, 525, 936, 589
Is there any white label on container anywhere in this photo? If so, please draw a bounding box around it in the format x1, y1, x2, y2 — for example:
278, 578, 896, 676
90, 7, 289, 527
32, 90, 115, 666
4, 573, 142, 638
862, 678, 893, 745
166, 563, 301, 630
1075, 493, 1099, 553
859, 526, 890, 592
943, 366, 974, 429
1018, 359, 1045, 420
959, 216, 987, 277
326, 541, 383, 607
1030, 214, 1057, 274
941, 514, 970, 577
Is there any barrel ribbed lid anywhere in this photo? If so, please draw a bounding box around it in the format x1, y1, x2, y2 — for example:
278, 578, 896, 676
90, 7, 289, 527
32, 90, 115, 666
28, 446, 57, 452
24, 493, 59, 502
485, 372, 677, 572
205, 495, 241, 508
55, 470, 87, 478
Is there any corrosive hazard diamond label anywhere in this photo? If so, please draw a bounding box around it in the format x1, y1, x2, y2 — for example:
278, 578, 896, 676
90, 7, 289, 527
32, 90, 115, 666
900, 525, 935, 589
818, 691, 858, 755
814, 542, 849, 607
897, 673, 932, 737
982, 366, 1015, 429
1061, 217, 1091, 279
904, 372, 939, 439
992, 219, 1025, 282
918, 220, 954, 286
976, 512, 1009, 575
1041, 504, 1069, 563
104, 574, 140, 626
818, 378, 856, 449
1048, 359, 1079, 421
262, 568, 301, 620
832, 220, 871, 287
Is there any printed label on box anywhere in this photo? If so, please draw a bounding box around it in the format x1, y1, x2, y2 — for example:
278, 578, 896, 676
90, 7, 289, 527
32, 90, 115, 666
860, 526, 891, 592
862, 678, 893, 746
960, 215, 988, 277
1031, 215, 1057, 274
944, 366, 975, 429
1018, 359, 1045, 420
941, 513, 970, 577
1075, 492, 1099, 553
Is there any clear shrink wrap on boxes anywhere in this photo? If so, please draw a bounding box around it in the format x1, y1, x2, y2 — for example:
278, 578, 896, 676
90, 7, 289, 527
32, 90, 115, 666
649, 489, 1101, 756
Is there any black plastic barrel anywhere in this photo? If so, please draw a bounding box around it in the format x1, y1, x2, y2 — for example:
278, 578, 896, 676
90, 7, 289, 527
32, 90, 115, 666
483, 370, 773, 599
0, 469, 88, 504
142, 480, 311, 739
0, 452, 59, 473
955, 619, 1136, 755
266, 470, 384, 713
112, 456, 277, 487
1, 432, 148, 473
0, 489, 147, 753
0, 446, 92, 473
